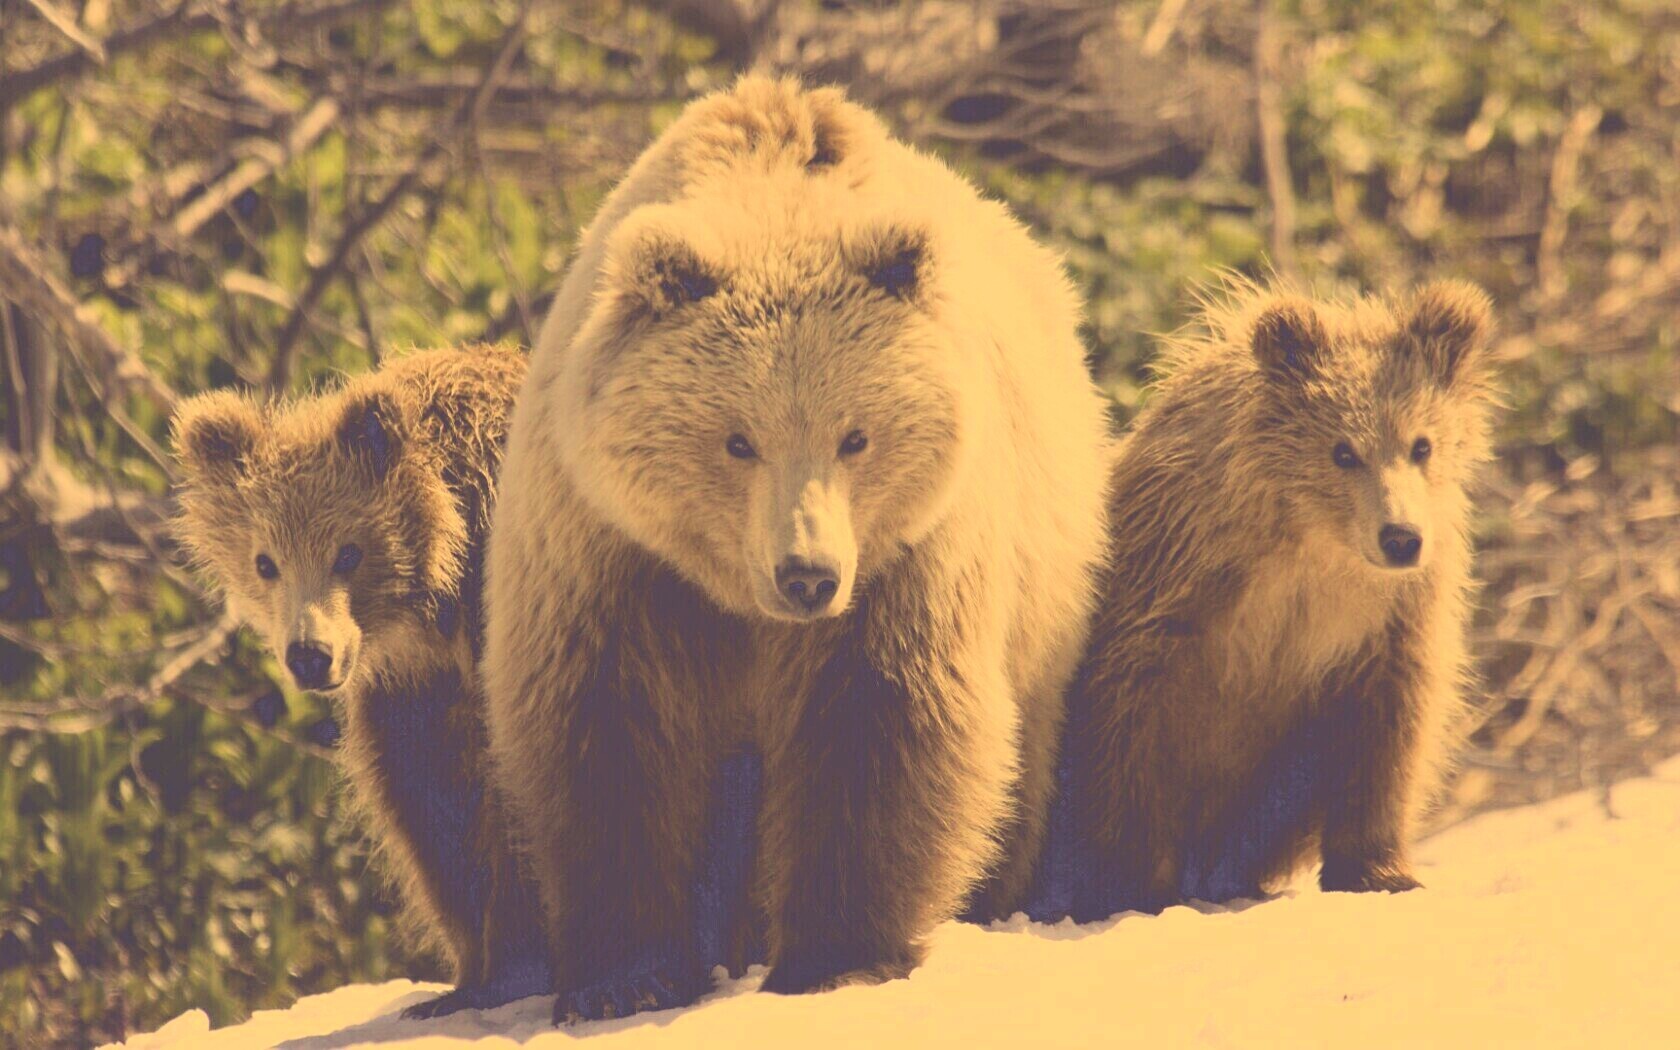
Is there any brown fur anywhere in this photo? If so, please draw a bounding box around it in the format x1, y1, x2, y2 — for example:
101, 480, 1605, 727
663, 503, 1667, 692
483, 77, 1112, 1021
172, 346, 548, 1013
1062, 279, 1498, 917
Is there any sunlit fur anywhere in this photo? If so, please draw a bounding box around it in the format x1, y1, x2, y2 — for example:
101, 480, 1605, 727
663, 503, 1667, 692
483, 76, 1113, 1020
172, 347, 548, 1013
1054, 279, 1499, 919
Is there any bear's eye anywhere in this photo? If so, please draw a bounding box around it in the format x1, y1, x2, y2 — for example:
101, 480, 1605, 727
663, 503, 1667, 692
1411, 437, 1432, 464
725, 434, 757, 460
255, 553, 279, 580
333, 544, 363, 575
839, 430, 868, 456
1332, 442, 1363, 469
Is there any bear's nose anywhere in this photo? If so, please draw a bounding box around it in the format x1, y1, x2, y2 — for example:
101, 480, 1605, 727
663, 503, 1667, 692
1379, 524, 1423, 567
286, 642, 334, 690
776, 558, 840, 614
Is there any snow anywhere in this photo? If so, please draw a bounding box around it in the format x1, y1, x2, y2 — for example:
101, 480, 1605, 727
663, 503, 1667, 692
111, 756, 1680, 1049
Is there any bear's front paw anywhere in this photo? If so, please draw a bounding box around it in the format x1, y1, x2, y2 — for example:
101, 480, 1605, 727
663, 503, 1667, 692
760, 951, 917, 996
1320, 858, 1422, 895
401, 986, 489, 1020
551, 961, 712, 1026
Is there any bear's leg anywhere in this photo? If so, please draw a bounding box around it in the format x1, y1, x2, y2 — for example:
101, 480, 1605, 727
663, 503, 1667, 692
694, 750, 766, 978
1318, 636, 1429, 895
759, 590, 1014, 995
543, 632, 716, 1024
352, 671, 502, 1019
960, 678, 1065, 923
452, 795, 553, 1013
1053, 690, 1184, 922
1179, 712, 1327, 904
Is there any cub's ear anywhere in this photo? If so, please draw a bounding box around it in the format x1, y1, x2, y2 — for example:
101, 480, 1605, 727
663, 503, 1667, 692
1405, 280, 1494, 387
611, 225, 723, 321
851, 223, 933, 302
172, 391, 262, 483
336, 389, 406, 479
1250, 297, 1328, 381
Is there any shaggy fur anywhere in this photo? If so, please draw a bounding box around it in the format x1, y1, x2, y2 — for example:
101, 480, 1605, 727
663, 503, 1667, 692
171, 346, 548, 1016
482, 76, 1112, 1023
1044, 279, 1498, 921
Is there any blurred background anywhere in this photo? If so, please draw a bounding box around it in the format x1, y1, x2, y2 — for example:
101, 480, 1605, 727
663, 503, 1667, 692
0, 0, 1676, 1045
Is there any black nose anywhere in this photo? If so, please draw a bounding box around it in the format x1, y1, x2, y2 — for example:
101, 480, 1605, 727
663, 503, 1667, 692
1379, 524, 1422, 567
776, 558, 840, 614
286, 642, 333, 690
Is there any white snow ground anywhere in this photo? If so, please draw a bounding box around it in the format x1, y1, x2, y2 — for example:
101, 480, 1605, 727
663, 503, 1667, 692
112, 756, 1680, 1050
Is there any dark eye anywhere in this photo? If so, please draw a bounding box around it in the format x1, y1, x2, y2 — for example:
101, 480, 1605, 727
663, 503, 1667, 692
839, 430, 868, 456
1411, 437, 1432, 463
333, 543, 363, 575
255, 553, 278, 580
1332, 442, 1363, 469
725, 434, 757, 460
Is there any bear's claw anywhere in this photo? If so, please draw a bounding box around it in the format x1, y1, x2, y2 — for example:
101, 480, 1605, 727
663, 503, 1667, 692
1320, 861, 1423, 895
401, 987, 483, 1020
551, 963, 710, 1025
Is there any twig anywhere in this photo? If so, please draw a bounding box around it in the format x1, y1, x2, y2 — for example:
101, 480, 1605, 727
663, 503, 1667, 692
1141, 0, 1189, 56
0, 614, 237, 733
0, 0, 395, 101
168, 95, 342, 242
1253, 1, 1298, 280
472, 133, 534, 348
267, 9, 530, 390
0, 227, 177, 410
1537, 102, 1604, 303
20, 0, 107, 64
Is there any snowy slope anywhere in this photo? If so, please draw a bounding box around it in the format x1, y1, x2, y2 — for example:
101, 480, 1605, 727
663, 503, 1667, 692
112, 756, 1680, 1050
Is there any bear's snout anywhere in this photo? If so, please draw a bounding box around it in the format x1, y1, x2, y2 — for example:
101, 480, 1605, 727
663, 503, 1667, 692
775, 557, 841, 616
1378, 523, 1423, 568
286, 641, 337, 691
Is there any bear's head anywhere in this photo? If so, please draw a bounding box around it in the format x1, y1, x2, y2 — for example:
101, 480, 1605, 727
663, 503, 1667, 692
172, 384, 465, 692
1246, 280, 1498, 574
555, 191, 978, 622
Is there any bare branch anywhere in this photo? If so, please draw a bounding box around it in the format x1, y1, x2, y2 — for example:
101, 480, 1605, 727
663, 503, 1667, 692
20, 0, 107, 64
0, 227, 177, 410
0, 613, 236, 733
171, 96, 343, 244
267, 9, 532, 389
1254, 2, 1298, 280
1537, 102, 1604, 303
0, 0, 396, 101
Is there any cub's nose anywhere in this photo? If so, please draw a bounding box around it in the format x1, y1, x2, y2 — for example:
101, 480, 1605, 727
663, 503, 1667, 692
1379, 524, 1423, 567
775, 558, 840, 614
286, 642, 334, 690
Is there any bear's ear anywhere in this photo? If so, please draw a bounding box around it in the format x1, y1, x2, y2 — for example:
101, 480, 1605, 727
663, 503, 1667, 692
853, 224, 932, 302
1404, 279, 1494, 387
335, 389, 406, 479
1250, 297, 1328, 382
172, 391, 261, 484
615, 229, 723, 321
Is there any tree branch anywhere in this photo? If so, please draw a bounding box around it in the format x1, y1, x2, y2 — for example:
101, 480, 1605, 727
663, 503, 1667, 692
0, 0, 396, 101
0, 227, 177, 410
267, 9, 530, 389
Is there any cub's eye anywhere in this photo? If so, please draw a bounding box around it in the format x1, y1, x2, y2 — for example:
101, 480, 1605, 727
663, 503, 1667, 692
255, 553, 279, 580
725, 434, 757, 460
1411, 437, 1433, 464
839, 430, 868, 456
333, 544, 363, 575
1332, 442, 1363, 469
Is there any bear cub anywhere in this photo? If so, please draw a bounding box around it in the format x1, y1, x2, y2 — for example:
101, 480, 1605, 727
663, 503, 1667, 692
1043, 280, 1498, 921
172, 346, 548, 1017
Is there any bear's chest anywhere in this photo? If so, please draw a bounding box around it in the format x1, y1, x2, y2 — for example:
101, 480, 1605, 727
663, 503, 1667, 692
1211, 539, 1394, 706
